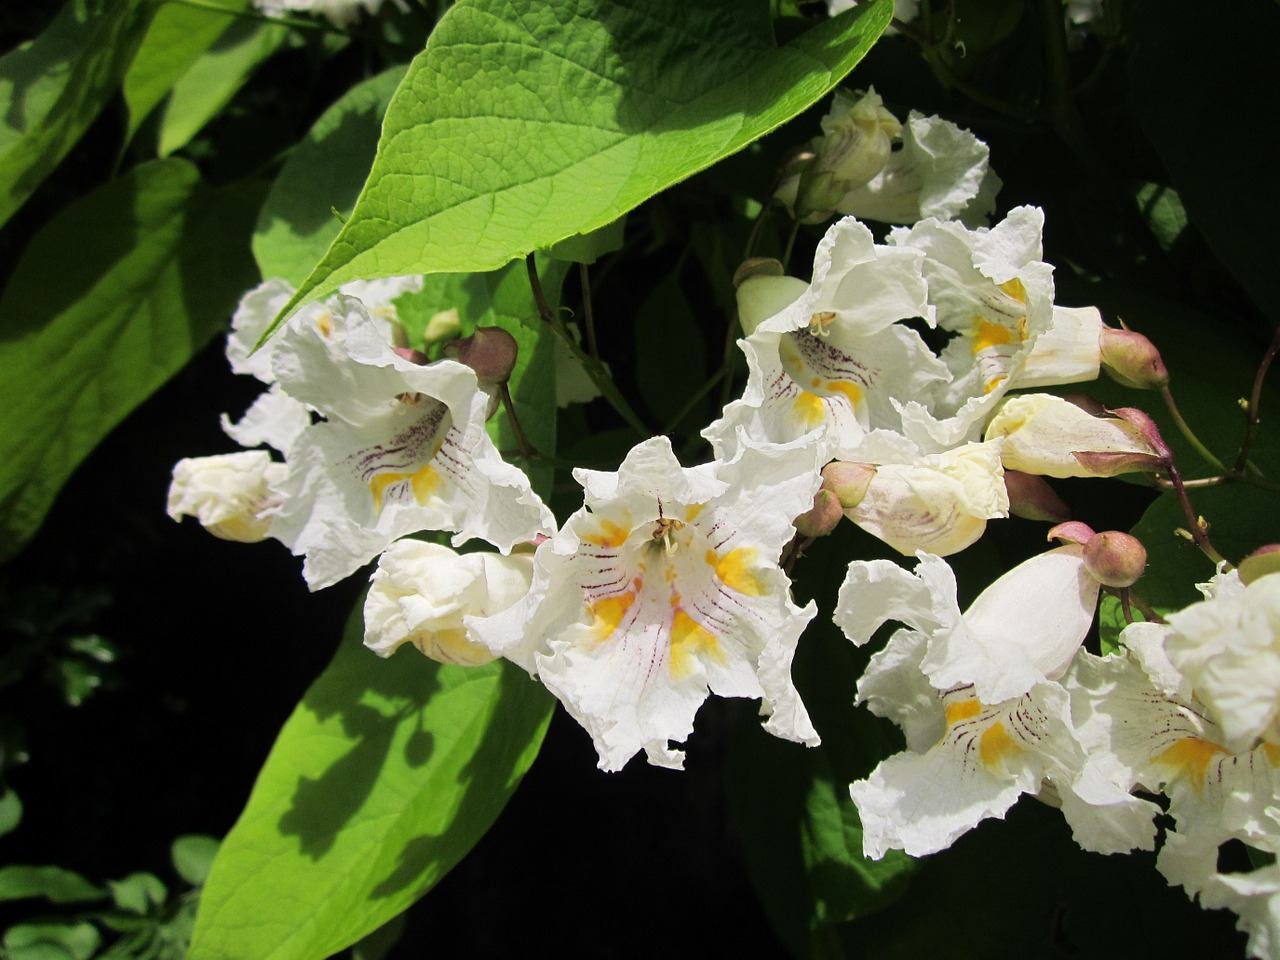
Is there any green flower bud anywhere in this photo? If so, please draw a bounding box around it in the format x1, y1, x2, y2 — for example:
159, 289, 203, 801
1100, 327, 1169, 390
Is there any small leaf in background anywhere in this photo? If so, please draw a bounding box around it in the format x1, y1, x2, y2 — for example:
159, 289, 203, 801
2, 920, 101, 960
171, 835, 221, 887
546, 215, 627, 265
0, 866, 105, 905
279, 0, 892, 323
158, 16, 292, 158
121, 0, 252, 147
253, 65, 409, 285
108, 871, 168, 915
634, 252, 709, 429
0, 787, 21, 837
0, 158, 264, 562
349, 914, 407, 960
188, 602, 554, 960
0, 0, 154, 229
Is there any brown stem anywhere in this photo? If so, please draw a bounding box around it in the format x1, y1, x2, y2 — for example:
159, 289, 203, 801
526, 254, 555, 324
578, 262, 600, 361
1236, 325, 1280, 474
499, 384, 536, 461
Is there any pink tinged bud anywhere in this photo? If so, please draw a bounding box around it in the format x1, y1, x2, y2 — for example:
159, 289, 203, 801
392, 345, 430, 365
1081, 531, 1147, 588
1070, 450, 1168, 477
444, 326, 519, 385
1239, 544, 1280, 585
1061, 393, 1109, 417
821, 461, 877, 509
1108, 407, 1174, 460
1048, 521, 1096, 546
1004, 471, 1071, 522
794, 488, 844, 539
1100, 327, 1170, 390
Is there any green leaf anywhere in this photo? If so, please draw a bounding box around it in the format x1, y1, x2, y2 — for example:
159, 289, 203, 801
546, 215, 627, 265
0, 0, 154, 228
634, 252, 708, 428
158, 16, 291, 157
122, 0, 252, 147
171, 835, 221, 887
109, 871, 167, 915
3, 921, 100, 960
188, 603, 555, 960
0, 158, 265, 562
1128, 0, 1280, 322
0, 787, 21, 837
253, 65, 409, 285
277, 0, 892, 330
0, 866, 105, 904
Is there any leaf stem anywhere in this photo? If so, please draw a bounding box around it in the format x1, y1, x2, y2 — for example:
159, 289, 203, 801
498, 384, 536, 462
1235, 325, 1280, 474
578, 262, 600, 362
1160, 385, 1228, 473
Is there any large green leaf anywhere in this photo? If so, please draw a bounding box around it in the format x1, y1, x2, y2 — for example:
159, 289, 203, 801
188, 605, 555, 960
276, 0, 893, 331
0, 158, 263, 561
158, 15, 291, 157
253, 65, 409, 285
1128, 0, 1280, 323
0, 0, 154, 228
121, 0, 252, 147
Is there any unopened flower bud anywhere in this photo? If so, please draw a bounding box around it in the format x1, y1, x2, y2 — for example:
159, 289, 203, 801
1048, 521, 1096, 546
423, 307, 462, 344
1239, 545, 1280, 585
821, 461, 877, 509
794, 488, 843, 539
792, 89, 900, 223
1108, 407, 1174, 460
735, 271, 808, 337
1100, 327, 1169, 390
1004, 470, 1071, 522
1082, 531, 1147, 587
444, 326, 518, 385
167, 451, 286, 543
733, 258, 785, 289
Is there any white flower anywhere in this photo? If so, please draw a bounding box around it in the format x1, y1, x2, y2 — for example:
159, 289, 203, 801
253, 0, 395, 27
849, 628, 1155, 859
836, 111, 1000, 227
984, 392, 1162, 478
836, 544, 1100, 705
704, 218, 942, 459
1164, 570, 1280, 752
889, 207, 1067, 448
470, 436, 821, 771
167, 451, 287, 543
265, 296, 554, 589
835, 433, 1008, 557
364, 540, 533, 666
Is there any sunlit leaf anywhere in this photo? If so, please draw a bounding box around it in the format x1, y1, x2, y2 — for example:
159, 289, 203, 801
276, 0, 892, 331
172, 835, 221, 887
158, 16, 291, 157
253, 65, 408, 285
0, 0, 153, 228
188, 603, 555, 960
122, 0, 251, 147
0, 158, 264, 562
0, 866, 104, 904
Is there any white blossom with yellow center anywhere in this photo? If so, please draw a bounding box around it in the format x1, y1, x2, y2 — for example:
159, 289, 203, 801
471, 436, 822, 771
263, 297, 553, 589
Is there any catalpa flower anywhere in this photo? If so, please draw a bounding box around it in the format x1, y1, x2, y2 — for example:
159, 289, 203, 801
471, 436, 821, 771
265, 296, 553, 589
704, 218, 943, 460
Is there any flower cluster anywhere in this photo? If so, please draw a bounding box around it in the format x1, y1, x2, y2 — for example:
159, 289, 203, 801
168, 86, 1266, 950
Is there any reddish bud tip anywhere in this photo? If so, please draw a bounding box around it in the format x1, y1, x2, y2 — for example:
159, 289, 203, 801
392, 346, 430, 365
1240, 545, 1280, 585
821, 461, 877, 510
1100, 327, 1170, 390
794, 488, 844, 539
1082, 530, 1147, 588
444, 326, 519, 385
1048, 521, 1096, 546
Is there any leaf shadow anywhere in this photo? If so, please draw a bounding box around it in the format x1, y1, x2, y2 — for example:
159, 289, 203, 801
276, 638, 443, 862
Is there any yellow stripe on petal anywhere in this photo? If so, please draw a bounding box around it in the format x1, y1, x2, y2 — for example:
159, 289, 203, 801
1154, 737, 1229, 791
584, 518, 630, 549
370, 472, 408, 512
999, 278, 1027, 304
670, 608, 722, 678
945, 699, 982, 726
411, 463, 438, 502
979, 720, 1023, 769
971, 318, 1014, 355
708, 547, 763, 597
588, 592, 636, 642
684, 503, 706, 524
369, 464, 438, 513
793, 390, 825, 426
825, 380, 863, 410
1264, 743, 1280, 766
